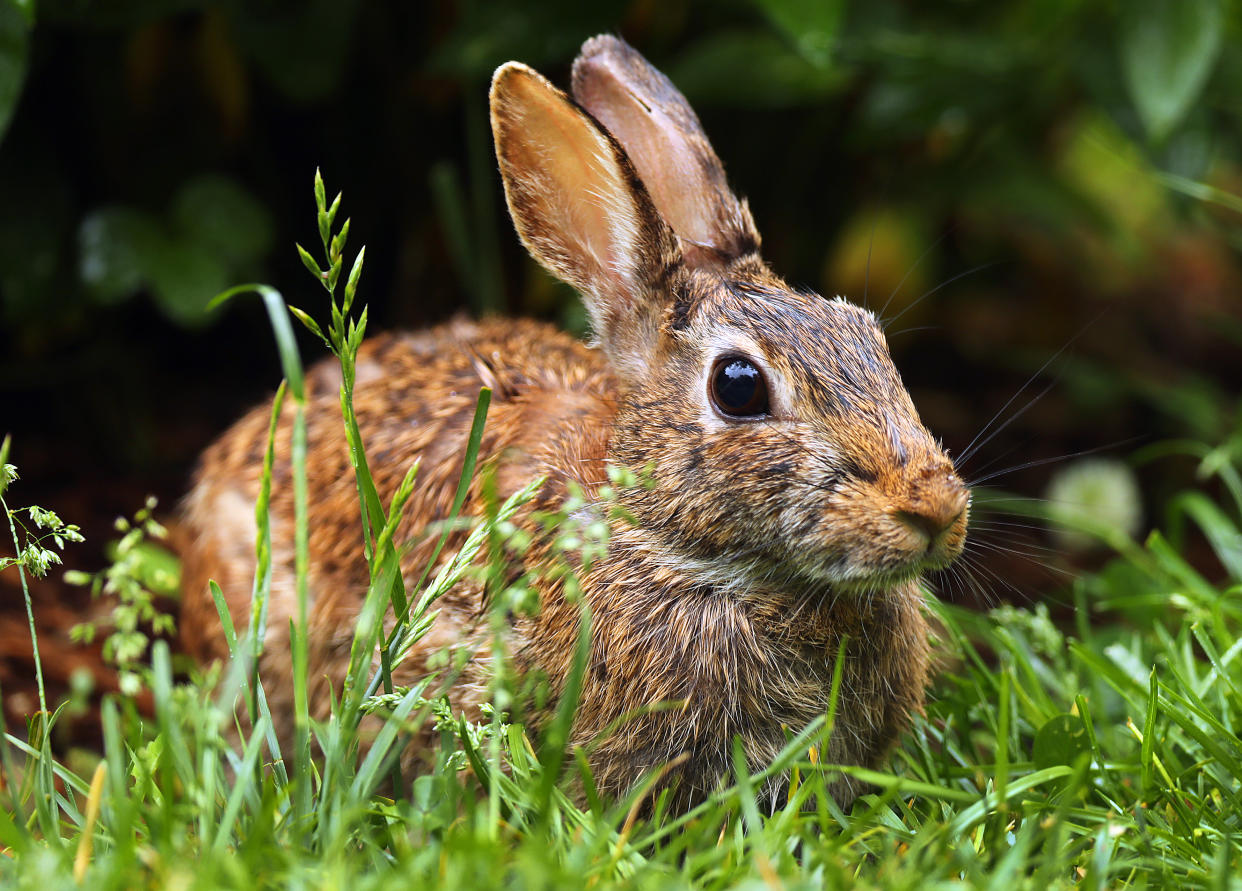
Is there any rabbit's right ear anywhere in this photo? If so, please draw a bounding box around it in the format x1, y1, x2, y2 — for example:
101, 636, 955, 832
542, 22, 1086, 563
571, 36, 760, 269
491, 63, 681, 383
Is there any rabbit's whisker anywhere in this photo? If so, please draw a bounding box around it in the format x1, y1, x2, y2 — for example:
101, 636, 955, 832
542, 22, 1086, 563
881, 261, 1001, 331
964, 539, 1071, 573
967, 518, 1049, 533
958, 379, 1057, 470
957, 313, 1107, 467
965, 437, 1144, 488
944, 552, 1024, 606
886, 325, 942, 340
877, 226, 956, 320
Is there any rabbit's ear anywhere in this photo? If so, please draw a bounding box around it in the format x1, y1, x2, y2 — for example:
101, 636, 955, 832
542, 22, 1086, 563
571, 35, 760, 269
491, 62, 680, 381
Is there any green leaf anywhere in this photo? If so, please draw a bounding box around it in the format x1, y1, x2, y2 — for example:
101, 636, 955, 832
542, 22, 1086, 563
171, 175, 275, 267
350, 684, 424, 800
1141, 669, 1158, 792
946, 766, 1075, 835
10, 0, 32, 27
409, 387, 492, 598
0, 785, 24, 849
210, 714, 270, 855
533, 601, 591, 818
750, 0, 843, 66
1032, 713, 1091, 770
296, 242, 324, 281
0, 434, 11, 496
0, 0, 31, 145
288, 304, 327, 345
123, 540, 181, 598
1167, 491, 1242, 581
207, 283, 303, 399
1120, 0, 1224, 142
77, 207, 162, 304
146, 238, 230, 328
343, 245, 364, 314
209, 580, 239, 659
669, 31, 844, 108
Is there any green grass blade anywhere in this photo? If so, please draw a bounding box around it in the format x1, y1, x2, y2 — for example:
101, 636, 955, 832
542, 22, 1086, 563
945, 765, 1075, 834
349, 685, 424, 800
1167, 491, 1242, 581
533, 601, 591, 820
1141, 668, 1157, 794
209, 285, 304, 400
411, 387, 492, 597
211, 715, 271, 856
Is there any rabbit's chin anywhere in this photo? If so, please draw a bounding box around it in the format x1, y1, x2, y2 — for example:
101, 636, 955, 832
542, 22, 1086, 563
671, 544, 949, 599
816, 544, 964, 593
828, 565, 935, 596
773, 534, 966, 595
789, 561, 927, 596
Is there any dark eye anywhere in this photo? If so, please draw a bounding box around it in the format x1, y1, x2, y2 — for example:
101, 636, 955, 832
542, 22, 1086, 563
710, 356, 770, 418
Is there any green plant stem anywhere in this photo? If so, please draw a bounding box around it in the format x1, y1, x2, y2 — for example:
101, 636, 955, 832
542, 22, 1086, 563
3, 494, 46, 716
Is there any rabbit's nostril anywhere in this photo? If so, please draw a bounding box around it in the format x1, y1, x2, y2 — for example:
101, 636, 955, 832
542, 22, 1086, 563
893, 483, 968, 544
895, 509, 959, 543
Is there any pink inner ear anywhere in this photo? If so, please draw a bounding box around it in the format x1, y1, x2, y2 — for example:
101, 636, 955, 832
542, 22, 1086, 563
588, 84, 710, 247
572, 51, 748, 265
504, 72, 637, 292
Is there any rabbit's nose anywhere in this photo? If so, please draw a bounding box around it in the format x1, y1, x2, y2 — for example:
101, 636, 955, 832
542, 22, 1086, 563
893, 476, 969, 544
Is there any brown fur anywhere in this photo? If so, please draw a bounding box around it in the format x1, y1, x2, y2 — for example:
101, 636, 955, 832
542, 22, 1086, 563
180, 36, 969, 811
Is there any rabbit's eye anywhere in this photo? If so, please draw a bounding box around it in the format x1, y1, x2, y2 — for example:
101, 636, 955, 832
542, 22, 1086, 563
710, 356, 770, 418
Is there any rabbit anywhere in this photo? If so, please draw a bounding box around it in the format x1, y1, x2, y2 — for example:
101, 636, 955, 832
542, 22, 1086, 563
178, 34, 970, 812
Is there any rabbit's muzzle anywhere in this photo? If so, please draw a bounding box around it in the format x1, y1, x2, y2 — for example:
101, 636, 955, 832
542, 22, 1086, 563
889, 466, 970, 570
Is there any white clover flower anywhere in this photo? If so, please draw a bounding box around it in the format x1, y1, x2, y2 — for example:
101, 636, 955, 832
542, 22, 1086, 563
1045, 457, 1143, 552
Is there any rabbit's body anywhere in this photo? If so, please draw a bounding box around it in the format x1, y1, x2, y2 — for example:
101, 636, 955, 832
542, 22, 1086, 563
181, 36, 968, 809
180, 318, 616, 732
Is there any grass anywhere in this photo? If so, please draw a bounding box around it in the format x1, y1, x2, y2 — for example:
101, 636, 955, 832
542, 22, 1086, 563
1, 176, 1240, 889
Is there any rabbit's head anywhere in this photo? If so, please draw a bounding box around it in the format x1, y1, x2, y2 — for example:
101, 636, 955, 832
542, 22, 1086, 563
491, 37, 968, 594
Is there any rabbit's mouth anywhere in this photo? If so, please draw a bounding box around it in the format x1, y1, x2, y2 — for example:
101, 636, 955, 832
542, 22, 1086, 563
818, 555, 950, 592
723, 532, 966, 595
781, 493, 970, 593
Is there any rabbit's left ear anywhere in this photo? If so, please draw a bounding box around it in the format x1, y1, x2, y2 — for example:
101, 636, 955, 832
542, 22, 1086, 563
490, 62, 681, 383
572, 36, 761, 268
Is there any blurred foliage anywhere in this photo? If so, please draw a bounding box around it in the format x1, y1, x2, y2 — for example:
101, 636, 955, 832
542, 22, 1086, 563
79, 175, 273, 326
0, 0, 1240, 591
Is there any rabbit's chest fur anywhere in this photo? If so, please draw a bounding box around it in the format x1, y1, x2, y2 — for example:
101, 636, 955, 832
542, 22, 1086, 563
516, 523, 930, 805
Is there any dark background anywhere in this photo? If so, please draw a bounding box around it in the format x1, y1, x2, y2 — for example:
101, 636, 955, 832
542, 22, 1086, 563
2, 0, 1240, 715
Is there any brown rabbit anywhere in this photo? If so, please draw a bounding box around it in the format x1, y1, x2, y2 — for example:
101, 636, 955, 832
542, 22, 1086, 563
179, 35, 969, 810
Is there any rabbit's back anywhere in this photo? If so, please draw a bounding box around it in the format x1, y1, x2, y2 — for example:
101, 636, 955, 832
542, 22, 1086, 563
179, 317, 617, 730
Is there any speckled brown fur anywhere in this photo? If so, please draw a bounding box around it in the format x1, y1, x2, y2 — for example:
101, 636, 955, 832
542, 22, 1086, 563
180, 36, 969, 811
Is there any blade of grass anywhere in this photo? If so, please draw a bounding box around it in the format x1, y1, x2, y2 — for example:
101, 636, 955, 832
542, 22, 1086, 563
211, 715, 271, 856
945, 765, 1075, 834
1140, 669, 1157, 794
1, 466, 59, 844
533, 601, 592, 822
408, 387, 492, 601
246, 378, 287, 723
995, 663, 1011, 817
210, 283, 311, 821
349, 685, 424, 800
